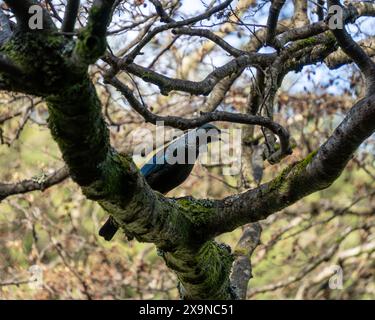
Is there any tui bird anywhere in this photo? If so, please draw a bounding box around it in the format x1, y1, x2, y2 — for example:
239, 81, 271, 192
99, 123, 221, 241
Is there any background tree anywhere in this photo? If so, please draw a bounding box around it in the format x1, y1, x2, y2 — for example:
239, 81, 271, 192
0, 0, 374, 299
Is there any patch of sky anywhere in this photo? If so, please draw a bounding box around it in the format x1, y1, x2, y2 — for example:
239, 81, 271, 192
283, 64, 356, 96
106, 0, 373, 113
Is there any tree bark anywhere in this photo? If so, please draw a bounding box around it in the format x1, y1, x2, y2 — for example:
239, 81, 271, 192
0, 0, 375, 300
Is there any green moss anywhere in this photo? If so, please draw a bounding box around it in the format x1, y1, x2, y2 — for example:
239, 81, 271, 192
73, 4, 109, 65
295, 150, 317, 171
176, 198, 216, 226
167, 240, 234, 299
45, 75, 112, 188
233, 247, 250, 257
268, 150, 317, 192
0, 31, 76, 95
0, 23, 238, 301
303, 37, 318, 46
75, 30, 106, 65
1, 32, 65, 68
268, 164, 293, 192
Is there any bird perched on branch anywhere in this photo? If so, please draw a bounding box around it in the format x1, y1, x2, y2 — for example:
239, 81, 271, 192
99, 123, 221, 241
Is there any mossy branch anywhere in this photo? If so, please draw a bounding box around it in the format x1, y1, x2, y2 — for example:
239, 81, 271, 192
4, 0, 56, 31
73, 0, 116, 65
1, 2, 375, 300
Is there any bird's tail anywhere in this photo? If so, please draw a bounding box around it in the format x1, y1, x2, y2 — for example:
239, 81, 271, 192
99, 217, 119, 241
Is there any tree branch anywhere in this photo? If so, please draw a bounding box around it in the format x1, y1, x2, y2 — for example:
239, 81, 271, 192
230, 223, 262, 299
107, 52, 275, 96
293, 0, 309, 27
3, 0, 55, 31
46, 0, 63, 23
73, 0, 116, 65
200, 69, 244, 113
62, 0, 80, 34
0, 7, 12, 46
0, 54, 24, 78
325, 37, 375, 69
248, 221, 374, 296
0, 166, 69, 201
266, 0, 286, 46
204, 92, 375, 238
2, 0, 374, 301
107, 76, 292, 161
327, 0, 375, 91
149, 0, 174, 23
171, 27, 245, 57
120, 0, 235, 63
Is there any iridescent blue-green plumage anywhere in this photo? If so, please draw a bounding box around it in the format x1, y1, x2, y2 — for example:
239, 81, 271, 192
139, 150, 195, 194
99, 123, 221, 240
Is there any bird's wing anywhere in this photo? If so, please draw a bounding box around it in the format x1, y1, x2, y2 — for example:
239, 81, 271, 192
140, 152, 167, 178
140, 133, 191, 178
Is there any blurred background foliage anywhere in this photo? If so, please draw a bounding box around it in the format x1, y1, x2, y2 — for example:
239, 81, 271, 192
1, 78, 374, 299
0, 0, 374, 299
